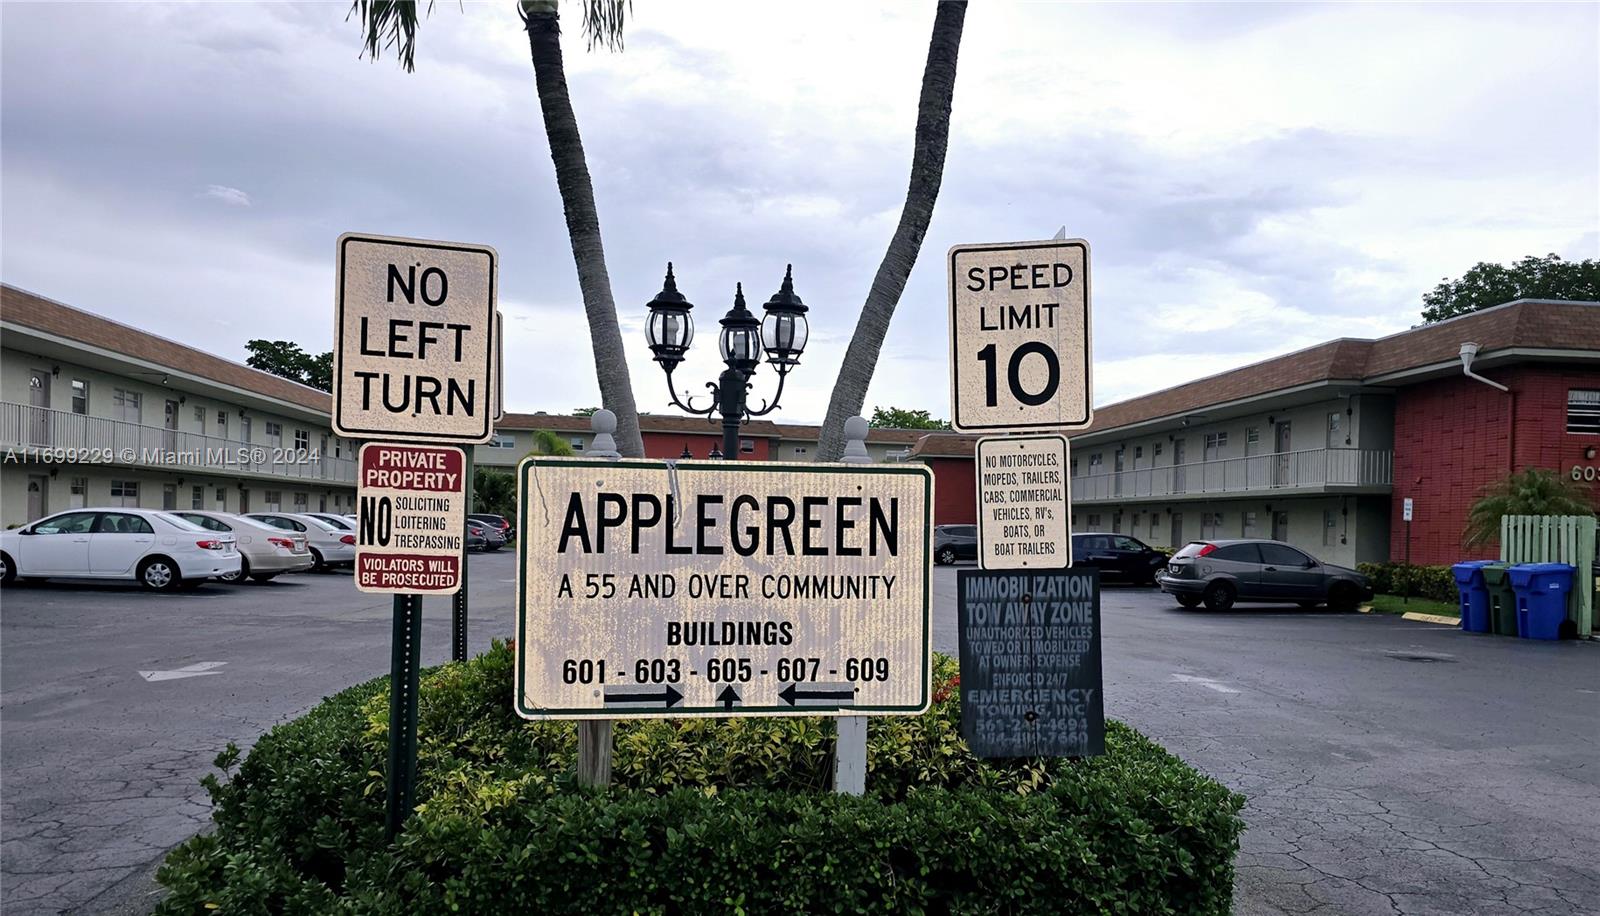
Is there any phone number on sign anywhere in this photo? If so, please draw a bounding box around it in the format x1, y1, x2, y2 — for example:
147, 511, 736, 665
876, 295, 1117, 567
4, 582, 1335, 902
3, 446, 325, 466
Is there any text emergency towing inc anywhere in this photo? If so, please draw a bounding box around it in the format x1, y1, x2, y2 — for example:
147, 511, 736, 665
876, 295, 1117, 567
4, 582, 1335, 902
515, 458, 933, 719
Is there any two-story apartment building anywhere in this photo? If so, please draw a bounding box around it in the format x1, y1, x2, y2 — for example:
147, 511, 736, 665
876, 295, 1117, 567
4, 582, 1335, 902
917, 298, 1600, 568
2, 285, 358, 526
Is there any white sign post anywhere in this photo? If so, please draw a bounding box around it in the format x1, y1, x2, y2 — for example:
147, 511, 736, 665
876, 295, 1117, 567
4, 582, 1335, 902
948, 239, 1092, 434
515, 459, 933, 719
975, 434, 1071, 569
1402, 498, 1414, 522
333, 233, 498, 445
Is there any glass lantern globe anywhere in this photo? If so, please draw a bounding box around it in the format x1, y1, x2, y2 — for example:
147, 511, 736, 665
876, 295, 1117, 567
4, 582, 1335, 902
644, 263, 693, 368
761, 265, 810, 370
718, 283, 762, 374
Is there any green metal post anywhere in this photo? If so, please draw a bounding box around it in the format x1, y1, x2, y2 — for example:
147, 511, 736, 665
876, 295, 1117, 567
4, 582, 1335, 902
385, 593, 423, 839
452, 445, 474, 662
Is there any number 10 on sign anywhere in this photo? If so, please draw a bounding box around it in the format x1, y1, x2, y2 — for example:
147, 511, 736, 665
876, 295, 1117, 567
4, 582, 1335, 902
948, 240, 1092, 434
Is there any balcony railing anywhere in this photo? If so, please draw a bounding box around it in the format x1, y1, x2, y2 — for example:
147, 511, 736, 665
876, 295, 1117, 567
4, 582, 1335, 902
0, 401, 356, 484
1072, 447, 1391, 502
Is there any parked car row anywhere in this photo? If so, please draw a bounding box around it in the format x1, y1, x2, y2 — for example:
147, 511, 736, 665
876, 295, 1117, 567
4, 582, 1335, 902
933, 526, 1169, 584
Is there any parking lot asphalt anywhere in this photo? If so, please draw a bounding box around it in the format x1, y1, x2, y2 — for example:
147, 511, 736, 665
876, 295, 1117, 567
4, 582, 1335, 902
3, 559, 1597, 914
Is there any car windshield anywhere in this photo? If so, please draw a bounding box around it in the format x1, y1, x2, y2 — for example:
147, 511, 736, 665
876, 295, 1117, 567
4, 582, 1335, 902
301, 516, 340, 532
156, 512, 208, 532
1172, 542, 1212, 559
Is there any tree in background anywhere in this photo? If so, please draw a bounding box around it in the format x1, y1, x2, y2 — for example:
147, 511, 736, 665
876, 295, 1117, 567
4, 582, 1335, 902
571, 406, 600, 417
527, 429, 577, 458
244, 340, 333, 392
1421, 254, 1600, 324
351, 0, 646, 458
817, 2, 968, 461
869, 406, 950, 430
472, 468, 517, 517
1463, 468, 1596, 548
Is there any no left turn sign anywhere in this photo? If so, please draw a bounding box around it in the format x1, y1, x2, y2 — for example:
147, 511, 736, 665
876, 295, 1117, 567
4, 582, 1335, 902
948, 240, 1091, 434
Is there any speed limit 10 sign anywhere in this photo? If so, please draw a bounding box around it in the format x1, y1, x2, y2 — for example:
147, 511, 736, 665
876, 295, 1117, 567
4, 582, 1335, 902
948, 240, 1092, 434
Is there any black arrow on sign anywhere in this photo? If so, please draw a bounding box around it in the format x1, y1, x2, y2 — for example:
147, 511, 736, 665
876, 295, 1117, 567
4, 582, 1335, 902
602, 684, 684, 708
716, 685, 741, 710
779, 683, 855, 707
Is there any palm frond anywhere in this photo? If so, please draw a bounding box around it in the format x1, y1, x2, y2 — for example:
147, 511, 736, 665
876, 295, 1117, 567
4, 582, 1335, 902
581, 0, 630, 52
348, 0, 434, 72
1462, 468, 1596, 547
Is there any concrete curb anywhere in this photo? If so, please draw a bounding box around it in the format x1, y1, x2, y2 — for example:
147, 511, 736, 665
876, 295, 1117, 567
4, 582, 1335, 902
1401, 611, 1462, 626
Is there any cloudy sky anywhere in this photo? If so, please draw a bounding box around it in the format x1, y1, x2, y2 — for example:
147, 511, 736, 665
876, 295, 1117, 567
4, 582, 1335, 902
3, 1, 1595, 424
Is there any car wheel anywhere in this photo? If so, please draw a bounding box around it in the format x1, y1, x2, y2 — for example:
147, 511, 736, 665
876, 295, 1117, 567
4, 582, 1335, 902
1327, 582, 1358, 612
219, 556, 250, 584
308, 548, 326, 572
1202, 582, 1236, 612
1176, 594, 1202, 608
0, 551, 15, 586
938, 547, 957, 566
137, 557, 182, 592
250, 573, 279, 583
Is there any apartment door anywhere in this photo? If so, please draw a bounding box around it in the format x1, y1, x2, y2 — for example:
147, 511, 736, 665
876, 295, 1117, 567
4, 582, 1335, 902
239, 488, 250, 512
1172, 439, 1187, 493
1272, 510, 1289, 542
1113, 448, 1125, 496
1170, 512, 1184, 549
164, 399, 180, 451
26, 475, 49, 521
1273, 421, 1292, 486
28, 369, 51, 445
162, 483, 178, 510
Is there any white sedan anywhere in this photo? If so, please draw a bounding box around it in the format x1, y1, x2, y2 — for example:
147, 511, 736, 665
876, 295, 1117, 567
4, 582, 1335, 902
0, 508, 240, 591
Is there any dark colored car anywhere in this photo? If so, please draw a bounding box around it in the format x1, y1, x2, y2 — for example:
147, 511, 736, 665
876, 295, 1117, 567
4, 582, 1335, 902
1155, 539, 1373, 612
469, 513, 515, 543
933, 525, 978, 565
465, 521, 488, 552
1070, 532, 1167, 585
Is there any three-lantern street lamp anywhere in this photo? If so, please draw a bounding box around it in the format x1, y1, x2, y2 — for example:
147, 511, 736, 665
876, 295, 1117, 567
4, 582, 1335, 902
645, 263, 810, 460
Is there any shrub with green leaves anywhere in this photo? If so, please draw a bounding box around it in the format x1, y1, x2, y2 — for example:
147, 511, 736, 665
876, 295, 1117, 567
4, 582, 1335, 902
1357, 563, 1457, 602
156, 643, 1244, 914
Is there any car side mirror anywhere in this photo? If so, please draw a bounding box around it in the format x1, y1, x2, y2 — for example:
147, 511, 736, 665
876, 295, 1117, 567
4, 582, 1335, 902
18, 527, 34, 536
1303, 560, 1318, 568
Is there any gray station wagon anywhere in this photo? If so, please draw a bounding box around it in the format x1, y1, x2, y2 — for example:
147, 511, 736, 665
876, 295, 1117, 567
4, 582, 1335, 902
1155, 539, 1373, 611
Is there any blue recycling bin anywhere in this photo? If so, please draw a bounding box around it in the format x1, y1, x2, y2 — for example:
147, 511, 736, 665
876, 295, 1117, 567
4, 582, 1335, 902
1450, 561, 1496, 633
1507, 563, 1575, 641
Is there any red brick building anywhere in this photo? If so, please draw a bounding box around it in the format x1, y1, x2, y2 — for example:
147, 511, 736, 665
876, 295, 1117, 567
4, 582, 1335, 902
912, 299, 1600, 567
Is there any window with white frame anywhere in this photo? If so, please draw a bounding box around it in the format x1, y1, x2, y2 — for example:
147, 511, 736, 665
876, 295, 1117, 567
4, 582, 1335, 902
1568, 389, 1600, 434
793, 446, 808, 456
486, 434, 516, 449
264, 490, 282, 511
1201, 512, 1221, 539
741, 439, 755, 454
570, 437, 586, 450
110, 480, 139, 507
293, 492, 308, 511
294, 429, 309, 451
70, 477, 88, 508
240, 415, 252, 443
193, 405, 205, 423
1203, 432, 1228, 462
216, 411, 228, 437
112, 388, 141, 423
70, 379, 89, 415
1087, 513, 1102, 527
266, 422, 283, 447
192, 486, 205, 510
1241, 511, 1259, 538
1152, 441, 1163, 459
1088, 453, 1103, 472
1327, 412, 1342, 448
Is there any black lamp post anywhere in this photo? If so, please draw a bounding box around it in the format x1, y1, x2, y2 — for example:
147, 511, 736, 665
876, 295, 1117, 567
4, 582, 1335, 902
645, 262, 809, 460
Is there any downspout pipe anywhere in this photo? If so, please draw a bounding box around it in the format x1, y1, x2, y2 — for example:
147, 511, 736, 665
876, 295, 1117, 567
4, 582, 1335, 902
1459, 342, 1516, 472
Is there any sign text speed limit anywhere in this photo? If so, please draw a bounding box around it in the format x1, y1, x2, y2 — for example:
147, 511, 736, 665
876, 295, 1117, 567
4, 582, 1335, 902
948, 240, 1091, 433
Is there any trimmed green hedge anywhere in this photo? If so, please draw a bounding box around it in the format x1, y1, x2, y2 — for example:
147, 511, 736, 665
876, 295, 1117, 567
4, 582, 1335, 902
1357, 562, 1457, 602
156, 643, 1244, 914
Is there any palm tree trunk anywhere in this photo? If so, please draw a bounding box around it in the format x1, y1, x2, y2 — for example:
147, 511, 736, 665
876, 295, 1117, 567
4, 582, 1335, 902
817, 1, 967, 461
524, 9, 645, 458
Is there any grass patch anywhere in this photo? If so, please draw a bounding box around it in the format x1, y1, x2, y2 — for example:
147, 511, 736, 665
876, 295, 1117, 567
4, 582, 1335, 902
1366, 593, 1460, 618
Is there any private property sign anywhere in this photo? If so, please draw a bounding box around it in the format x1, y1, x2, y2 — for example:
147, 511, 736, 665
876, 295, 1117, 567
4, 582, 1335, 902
514, 459, 933, 719
333, 233, 497, 444
948, 239, 1092, 433
975, 434, 1071, 569
355, 443, 467, 594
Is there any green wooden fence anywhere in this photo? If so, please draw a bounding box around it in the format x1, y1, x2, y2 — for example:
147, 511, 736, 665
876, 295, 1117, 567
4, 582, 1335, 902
1500, 515, 1597, 638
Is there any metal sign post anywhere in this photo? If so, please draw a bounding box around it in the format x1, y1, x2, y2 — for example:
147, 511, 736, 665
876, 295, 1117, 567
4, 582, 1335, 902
385, 593, 423, 838
452, 445, 475, 662
834, 416, 873, 795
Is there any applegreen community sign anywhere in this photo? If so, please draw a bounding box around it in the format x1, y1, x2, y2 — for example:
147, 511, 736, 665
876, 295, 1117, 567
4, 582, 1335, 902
514, 458, 933, 719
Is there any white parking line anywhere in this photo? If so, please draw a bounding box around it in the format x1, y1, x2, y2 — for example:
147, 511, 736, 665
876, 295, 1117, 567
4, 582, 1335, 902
139, 661, 227, 682
1170, 673, 1240, 694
